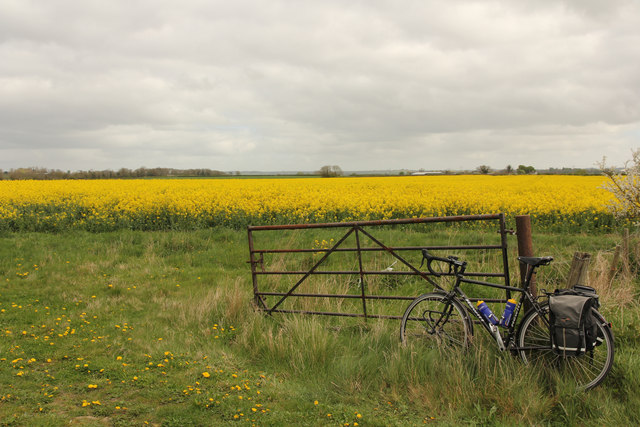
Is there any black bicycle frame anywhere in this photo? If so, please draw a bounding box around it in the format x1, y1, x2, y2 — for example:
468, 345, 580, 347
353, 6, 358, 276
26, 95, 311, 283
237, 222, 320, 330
445, 263, 548, 349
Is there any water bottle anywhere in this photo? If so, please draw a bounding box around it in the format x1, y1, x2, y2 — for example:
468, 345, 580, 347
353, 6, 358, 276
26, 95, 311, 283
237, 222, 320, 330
476, 301, 498, 325
499, 299, 517, 328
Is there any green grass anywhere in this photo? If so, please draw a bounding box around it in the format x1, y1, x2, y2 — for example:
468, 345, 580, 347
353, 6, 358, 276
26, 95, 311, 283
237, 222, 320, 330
1, 228, 639, 426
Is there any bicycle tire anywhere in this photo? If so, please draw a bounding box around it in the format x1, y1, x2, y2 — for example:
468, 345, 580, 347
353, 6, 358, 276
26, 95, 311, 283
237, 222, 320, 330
516, 303, 614, 391
400, 292, 472, 349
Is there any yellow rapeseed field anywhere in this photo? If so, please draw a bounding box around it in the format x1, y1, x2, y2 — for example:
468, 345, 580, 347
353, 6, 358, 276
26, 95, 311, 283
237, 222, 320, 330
0, 175, 617, 232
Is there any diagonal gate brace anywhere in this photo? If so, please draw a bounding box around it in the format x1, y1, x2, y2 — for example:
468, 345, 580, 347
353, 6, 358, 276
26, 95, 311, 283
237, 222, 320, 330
268, 227, 355, 314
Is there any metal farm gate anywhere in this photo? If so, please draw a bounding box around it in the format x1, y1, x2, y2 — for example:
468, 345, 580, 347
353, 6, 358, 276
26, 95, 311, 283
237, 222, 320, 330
247, 213, 515, 320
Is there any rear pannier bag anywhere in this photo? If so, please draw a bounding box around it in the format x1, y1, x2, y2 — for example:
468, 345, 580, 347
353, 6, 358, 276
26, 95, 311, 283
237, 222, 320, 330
548, 286, 601, 357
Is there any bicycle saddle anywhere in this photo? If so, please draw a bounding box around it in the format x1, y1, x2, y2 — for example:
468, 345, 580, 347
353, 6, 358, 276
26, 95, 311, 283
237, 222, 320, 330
517, 256, 554, 267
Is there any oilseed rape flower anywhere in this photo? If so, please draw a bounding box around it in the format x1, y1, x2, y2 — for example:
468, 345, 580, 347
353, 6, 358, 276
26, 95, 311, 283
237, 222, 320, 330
0, 176, 616, 232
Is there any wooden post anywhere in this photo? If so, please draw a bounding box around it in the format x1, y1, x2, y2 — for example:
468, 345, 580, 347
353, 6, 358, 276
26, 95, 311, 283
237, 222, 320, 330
567, 252, 591, 288
622, 228, 630, 277
516, 215, 534, 286
516, 215, 535, 312
609, 245, 621, 281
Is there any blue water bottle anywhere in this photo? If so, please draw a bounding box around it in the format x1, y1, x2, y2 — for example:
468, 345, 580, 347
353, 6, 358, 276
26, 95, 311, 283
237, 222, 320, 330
499, 299, 517, 328
476, 301, 498, 325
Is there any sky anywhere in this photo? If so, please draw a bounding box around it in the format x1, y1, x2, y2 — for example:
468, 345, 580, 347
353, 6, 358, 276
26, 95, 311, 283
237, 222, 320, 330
1, 0, 639, 173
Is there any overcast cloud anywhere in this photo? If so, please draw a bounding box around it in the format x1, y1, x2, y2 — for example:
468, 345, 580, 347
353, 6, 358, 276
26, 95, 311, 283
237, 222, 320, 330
1, 0, 639, 172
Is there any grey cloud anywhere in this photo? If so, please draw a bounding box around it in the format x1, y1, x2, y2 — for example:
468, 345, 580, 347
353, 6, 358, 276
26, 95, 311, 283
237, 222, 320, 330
1, 0, 639, 171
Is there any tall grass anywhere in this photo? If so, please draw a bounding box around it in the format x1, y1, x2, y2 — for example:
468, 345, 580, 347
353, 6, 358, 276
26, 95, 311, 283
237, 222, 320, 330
0, 228, 639, 425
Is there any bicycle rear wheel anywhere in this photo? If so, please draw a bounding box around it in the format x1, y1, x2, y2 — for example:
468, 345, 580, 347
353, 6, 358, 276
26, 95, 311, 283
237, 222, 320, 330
516, 303, 614, 391
400, 292, 471, 348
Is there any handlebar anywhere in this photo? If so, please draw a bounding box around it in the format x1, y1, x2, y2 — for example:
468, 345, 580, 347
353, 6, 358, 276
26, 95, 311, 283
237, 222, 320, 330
421, 249, 467, 277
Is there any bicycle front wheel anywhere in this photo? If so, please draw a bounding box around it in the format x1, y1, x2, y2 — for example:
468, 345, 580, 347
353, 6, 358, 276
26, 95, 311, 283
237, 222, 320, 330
400, 292, 471, 349
517, 303, 614, 391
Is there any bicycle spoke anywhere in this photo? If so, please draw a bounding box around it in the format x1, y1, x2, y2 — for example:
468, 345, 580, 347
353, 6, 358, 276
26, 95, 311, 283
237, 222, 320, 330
517, 304, 613, 390
401, 293, 470, 349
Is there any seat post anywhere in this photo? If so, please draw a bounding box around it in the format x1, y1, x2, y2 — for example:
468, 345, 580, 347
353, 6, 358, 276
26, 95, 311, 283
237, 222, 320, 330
523, 263, 537, 290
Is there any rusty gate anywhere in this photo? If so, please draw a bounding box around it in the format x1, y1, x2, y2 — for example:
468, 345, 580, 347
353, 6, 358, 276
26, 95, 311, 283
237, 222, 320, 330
247, 213, 513, 320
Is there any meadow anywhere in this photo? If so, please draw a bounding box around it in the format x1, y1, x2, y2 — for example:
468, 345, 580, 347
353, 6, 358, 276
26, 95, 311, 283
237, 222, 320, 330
1, 176, 639, 425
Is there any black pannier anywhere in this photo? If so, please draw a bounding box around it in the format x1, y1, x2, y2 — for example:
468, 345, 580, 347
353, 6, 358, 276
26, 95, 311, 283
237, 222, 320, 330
548, 285, 602, 357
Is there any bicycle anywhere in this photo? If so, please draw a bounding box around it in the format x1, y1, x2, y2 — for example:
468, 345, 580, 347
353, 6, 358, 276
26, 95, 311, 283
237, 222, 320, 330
400, 249, 614, 391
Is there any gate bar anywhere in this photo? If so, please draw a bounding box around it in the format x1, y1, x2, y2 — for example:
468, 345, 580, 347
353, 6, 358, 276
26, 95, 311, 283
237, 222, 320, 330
248, 213, 503, 231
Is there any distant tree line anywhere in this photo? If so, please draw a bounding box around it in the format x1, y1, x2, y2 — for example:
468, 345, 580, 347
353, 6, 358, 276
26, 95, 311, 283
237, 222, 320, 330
475, 164, 601, 176
0, 167, 227, 180
0, 164, 603, 180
